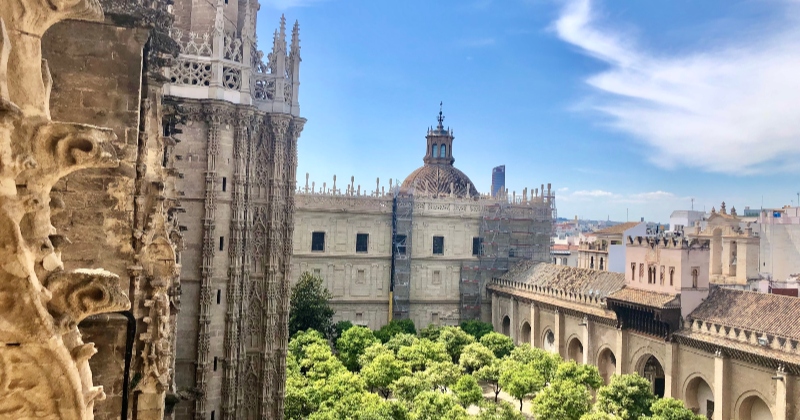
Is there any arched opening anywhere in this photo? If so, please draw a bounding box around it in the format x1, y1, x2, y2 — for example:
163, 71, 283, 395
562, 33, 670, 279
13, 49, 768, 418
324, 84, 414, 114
685, 376, 714, 419
599, 257, 605, 270
637, 355, 665, 398
542, 329, 556, 353
502, 316, 511, 336
520, 322, 531, 345
739, 395, 773, 420
597, 348, 616, 384
562, 257, 568, 265
590, 256, 595, 269
432, 144, 439, 158
440, 144, 447, 157
711, 228, 722, 275
729, 240, 738, 276
567, 337, 584, 363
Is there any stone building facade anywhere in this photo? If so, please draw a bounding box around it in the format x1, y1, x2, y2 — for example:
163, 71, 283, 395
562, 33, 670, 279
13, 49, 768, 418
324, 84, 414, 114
490, 233, 799, 420
293, 114, 553, 330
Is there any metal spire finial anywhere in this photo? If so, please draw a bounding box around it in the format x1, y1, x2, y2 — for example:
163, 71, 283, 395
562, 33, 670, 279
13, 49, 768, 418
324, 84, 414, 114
437, 101, 444, 127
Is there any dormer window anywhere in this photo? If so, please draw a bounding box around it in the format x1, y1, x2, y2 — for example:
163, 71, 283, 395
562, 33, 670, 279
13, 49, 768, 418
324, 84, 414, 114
440, 144, 447, 157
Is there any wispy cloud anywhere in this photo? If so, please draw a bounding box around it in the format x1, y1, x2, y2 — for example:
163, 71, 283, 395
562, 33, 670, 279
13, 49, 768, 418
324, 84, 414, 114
562, 189, 685, 204
262, 0, 327, 10
554, 0, 800, 174
571, 189, 618, 198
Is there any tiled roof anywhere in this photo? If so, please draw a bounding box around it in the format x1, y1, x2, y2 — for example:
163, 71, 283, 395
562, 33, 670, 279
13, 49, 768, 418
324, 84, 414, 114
500, 261, 625, 299
675, 330, 800, 372
594, 221, 642, 236
487, 282, 617, 320
689, 288, 800, 339
607, 288, 680, 309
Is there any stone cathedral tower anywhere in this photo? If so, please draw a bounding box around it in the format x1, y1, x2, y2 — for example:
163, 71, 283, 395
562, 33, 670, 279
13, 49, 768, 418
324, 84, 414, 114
166, 1, 305, 419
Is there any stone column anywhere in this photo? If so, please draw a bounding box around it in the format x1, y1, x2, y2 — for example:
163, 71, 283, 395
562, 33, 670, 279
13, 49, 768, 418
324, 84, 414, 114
664, 342, 678, 398
530, 303, 539, 347
510, 296, 517, 343
581, 316, 591, 365
615, 328, 627, 375
555, 309, 565, 358
491, 293, 499, 331
713, 351, 730, 420
775, 368, 788, 420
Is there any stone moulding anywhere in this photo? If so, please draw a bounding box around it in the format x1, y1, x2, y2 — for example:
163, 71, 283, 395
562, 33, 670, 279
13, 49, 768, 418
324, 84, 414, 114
0, 1, 131, 419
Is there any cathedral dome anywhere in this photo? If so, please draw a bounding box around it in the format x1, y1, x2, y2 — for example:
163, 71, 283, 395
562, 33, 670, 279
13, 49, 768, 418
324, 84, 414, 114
401, 164, 479, 198
400, 106, 479, 198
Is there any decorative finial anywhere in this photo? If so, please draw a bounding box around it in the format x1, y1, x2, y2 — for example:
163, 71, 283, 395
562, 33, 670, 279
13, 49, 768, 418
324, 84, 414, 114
437, 101, 444, 128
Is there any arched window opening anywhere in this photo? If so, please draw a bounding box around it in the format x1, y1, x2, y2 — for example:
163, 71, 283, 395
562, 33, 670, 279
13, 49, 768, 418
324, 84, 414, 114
599, 257, 604, 270
597, 348, 616, 384
543, 330, 556, 353
692, 268, 699, 288
440, 144, 447, 157
520, 322, 531, 345
685, 377, 714, 418
567, 338, 584, 363
432, 144, 439, 157
590, 256, 595, 269
631, 263, 636, 281
639, 355, 665, 398
502, 316, 511, 336
739, 395, 772, 420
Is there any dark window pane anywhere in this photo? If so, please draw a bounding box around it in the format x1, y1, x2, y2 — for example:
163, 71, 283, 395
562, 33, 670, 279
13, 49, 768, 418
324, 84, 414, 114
472, 237, 482, 256
433, 236, 444, 255
356, 233, 369, 253
311, 232, 325, 251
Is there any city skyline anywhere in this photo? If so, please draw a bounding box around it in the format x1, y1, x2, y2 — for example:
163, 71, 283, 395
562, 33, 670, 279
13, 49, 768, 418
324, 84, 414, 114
260, 0, 800, 222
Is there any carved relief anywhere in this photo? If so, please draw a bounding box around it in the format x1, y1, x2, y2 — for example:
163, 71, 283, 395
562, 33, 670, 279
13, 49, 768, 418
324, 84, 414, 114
0, 3, 131, 418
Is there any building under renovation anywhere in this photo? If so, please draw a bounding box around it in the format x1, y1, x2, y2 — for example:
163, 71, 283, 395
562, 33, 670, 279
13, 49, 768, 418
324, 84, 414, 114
292, 111, 554, 329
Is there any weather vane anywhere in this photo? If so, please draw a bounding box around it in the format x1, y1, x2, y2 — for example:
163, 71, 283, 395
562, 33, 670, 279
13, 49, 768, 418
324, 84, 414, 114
438, 101, 444, 126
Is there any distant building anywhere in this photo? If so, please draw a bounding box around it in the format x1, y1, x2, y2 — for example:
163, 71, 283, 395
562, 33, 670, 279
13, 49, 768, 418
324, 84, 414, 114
668, 210, 705, 232
577, 222, 647, 273
491, 165, 505, 197
756, 206, 800, 283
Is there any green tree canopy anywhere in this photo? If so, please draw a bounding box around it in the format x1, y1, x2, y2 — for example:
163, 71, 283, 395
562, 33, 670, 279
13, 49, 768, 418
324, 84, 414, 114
644, 398, 706, 420
289, 272, 335, 337
308, 369, 366, 410
422, 360, 463, 392
580, 413, 622, 420
410, 391, 471, 420
396, 338, 449, 372
289, 329, 328, 360
385, 333, 418, 354
438, 326, 476, 363
499, 360, 546, 410
474, 359, 504, 403
391, 372, 432, 403
594, 374, 656, 420
333, 320, 354, 340
475, 401, 526, 420
452, 374, 484, 408
530, 379, 592, 420
359, 342, 393, 368
479, 332, 515, 359
307, 392, 406, 420
459, 342, 497, 374
508, 344, 562, 383
337, 326, 380, 372
419, 324, 442, 341
460, 320, 494, 340
554, 361, 604, 390
301, 343, 346, 381
361, 352, 412, 399
375, 319, 417, 343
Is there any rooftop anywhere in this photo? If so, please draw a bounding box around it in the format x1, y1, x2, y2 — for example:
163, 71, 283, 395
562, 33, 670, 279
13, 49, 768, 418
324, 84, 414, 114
500, 261, 625, 299
593, 221, 642, 236
689, 287, 800, 339
607, 288, 680, 309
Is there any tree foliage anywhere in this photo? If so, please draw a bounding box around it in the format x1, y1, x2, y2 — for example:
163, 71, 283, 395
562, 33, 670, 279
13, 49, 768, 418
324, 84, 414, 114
508, 344, 561, 383
439, 326, 476, 363
361, 352, 411, 398
475, 401, 526, 420
423, 360, 463, 392
499, 360, 546, 410
410, 391, 471, 420
391, 372, 432, 402
479, 332, 515, 359
555, 361, 604, 390
453, 374, 484, 408
531, 379, 592, 420
385, 333, 418, 354
375, 319, 417, 343
474, 359, 503, 402
594, 373, 656, 420
644, 398, 706, 420
333, 320, 354, 340
337, 326, 379, 372
289, 329, 328, 360
396, 338, 449, 372
460, 320, 494, 340
289, 272, 335, 337
459, 342, 497, 374
580, 413, 622, 420
419, 324, 442, 341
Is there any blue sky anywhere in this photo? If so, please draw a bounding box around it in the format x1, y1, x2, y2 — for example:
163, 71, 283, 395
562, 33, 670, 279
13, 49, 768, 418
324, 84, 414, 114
258, 0, 800, 222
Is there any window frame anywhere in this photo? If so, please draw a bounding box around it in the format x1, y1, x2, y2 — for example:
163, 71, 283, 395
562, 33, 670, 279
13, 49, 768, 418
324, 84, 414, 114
356, 233, 369, 253
472, 237, 482, 256
311, 231, 325, 252
432, 236, 444, 255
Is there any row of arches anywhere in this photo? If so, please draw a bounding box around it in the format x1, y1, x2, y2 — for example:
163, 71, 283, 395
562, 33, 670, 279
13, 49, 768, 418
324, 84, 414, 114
499, 315, 773, 420
431, 144, 449, 158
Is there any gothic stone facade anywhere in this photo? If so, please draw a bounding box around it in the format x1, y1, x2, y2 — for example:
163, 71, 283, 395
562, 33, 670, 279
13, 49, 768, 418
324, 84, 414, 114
491, 237, 799, 420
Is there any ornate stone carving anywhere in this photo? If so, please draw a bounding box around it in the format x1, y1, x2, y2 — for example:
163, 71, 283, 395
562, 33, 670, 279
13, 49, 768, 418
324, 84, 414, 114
0, 2, 131, 418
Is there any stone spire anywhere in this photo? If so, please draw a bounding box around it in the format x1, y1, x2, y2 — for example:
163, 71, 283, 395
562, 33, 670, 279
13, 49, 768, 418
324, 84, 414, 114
289, 19, 301, 114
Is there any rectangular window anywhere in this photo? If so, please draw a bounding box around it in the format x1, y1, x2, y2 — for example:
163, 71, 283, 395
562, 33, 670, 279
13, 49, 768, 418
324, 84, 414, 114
219, 237, 224, 251
356, 269, 366, 284
216, 290, 221, 304
222, 177, 227, 192
631, 263, 636, 281
213, 357, 218, 371
472, 237, 482, 256
313, 268, 321, 276
356, 233, 369, 253
211, 411, 215, 420
311, 232, 325, 252
669, 267, 675, 286
433, 236, 444, 255
395, 234, 407, 255
432, 312, 440, 324
356, 312, 363, 322
432, 270, 442, 285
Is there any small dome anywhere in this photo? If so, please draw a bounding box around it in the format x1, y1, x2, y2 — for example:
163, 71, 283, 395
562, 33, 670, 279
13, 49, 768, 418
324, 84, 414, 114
401, 164, 479, 198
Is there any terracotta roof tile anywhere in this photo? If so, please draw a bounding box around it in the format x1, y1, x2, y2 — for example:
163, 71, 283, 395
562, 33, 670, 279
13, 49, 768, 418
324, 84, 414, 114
675, 330, 800, 367
487, 282, 617, 320
607, 288, 680, 309
594, 222, 642, 236
500, 262, 625, 299
689, 288, 800, 340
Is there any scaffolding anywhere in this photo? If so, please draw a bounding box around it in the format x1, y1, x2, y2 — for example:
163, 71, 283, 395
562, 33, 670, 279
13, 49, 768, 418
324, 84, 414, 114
390, 189, 414, 320
460, 195, 554, 320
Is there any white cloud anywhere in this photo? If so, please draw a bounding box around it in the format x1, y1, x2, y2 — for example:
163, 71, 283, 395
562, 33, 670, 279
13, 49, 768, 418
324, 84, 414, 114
554, 0, 800, 174
572, 189, 616, 198
563, 189, 683, 204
